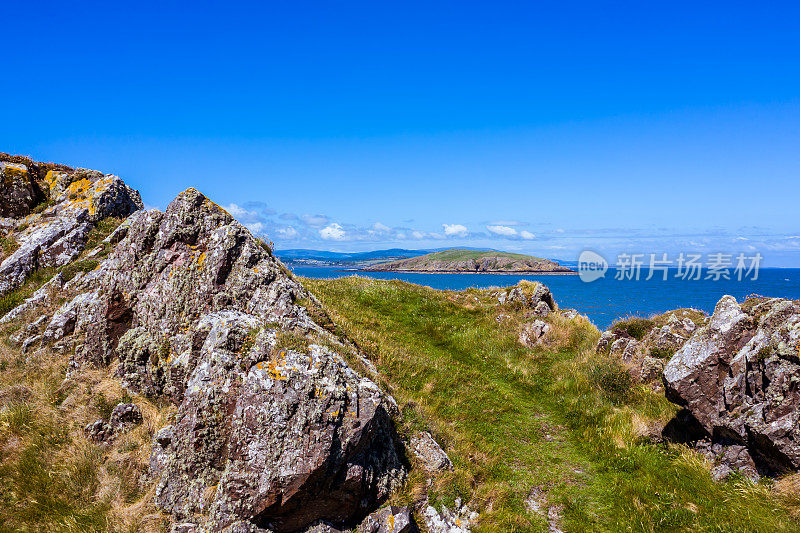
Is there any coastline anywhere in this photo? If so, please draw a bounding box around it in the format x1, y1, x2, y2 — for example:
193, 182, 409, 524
350, 269, 578, 275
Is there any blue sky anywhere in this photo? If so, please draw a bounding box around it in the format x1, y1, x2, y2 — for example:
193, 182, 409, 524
2, 1, 799, 264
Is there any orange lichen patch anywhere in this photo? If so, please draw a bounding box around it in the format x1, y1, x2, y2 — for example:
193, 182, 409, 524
196, 251, 207, 268
202, 197, 230, 217
66, 177, 92, 198
1, 162, 28, 184
255, 359, 287, 380
44, 169, 68, 191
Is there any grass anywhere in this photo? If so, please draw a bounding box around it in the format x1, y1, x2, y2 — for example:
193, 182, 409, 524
305, 276, 800, 532
0, 331, 169, 532
611, 316, 656, 340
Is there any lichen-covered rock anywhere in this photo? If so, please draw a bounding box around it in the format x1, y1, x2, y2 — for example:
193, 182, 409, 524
663, 295, 800, 476
153, 311, 406, 532
33, 187, 409, 531
596, 309, 706, 384
421, 499, 477, 533
518, 319, 551, 348
85, 402, 142, 442
0, 162, 142, 294
358, 506, 417, 533
502, 282, 556, 313
409, 432, 452, 473
0, 161, 44, 218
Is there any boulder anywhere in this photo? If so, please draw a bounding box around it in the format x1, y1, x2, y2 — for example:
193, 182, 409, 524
409, 432, 452, 473
358, 506, 416, 533
0, 161, 44, 218
663, 295, 800, 476
154, 312, 406, 532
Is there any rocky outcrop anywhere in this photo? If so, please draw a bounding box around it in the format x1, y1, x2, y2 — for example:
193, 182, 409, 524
493, 281, 556, 317
0, 161, 142, 295
597, 310, 706, 384
86, 402, 143, 442
10, 185, 409, 531
663, 295, 800, 478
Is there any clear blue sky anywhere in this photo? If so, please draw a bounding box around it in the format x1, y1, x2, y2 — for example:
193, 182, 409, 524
3, 1, 799, 264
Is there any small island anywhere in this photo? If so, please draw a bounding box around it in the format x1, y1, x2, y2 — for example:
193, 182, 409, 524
362, 248, 575, 274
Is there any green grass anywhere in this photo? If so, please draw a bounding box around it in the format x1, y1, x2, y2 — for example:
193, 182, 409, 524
305, 276, 798, 532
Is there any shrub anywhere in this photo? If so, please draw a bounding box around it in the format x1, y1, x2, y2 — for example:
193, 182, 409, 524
649, 346, 676, 360
612, 316, 655, 340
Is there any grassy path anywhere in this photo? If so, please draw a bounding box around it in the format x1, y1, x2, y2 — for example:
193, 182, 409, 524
305, 277, 798, 532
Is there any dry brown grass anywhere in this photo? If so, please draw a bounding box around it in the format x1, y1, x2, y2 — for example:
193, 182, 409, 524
0, 333, 170, 532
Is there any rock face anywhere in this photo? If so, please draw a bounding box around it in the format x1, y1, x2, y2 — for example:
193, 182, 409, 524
0, 160, 143, 295
663, 295, 800, 477
14, 185, 408, 531
0, 161, 45, 218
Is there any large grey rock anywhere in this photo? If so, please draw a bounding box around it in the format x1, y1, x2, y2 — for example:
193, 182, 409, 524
663, 295, 800, 476
154, 311, 406, 532
38, 187, 409, 531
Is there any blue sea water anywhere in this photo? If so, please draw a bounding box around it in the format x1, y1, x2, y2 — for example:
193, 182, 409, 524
290, 266, 800, 330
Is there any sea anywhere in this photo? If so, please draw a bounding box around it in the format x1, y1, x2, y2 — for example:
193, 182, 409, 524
289, 266, 800, 330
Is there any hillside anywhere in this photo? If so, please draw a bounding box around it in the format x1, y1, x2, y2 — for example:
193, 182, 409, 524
363, 248, 574, 273
2, 154, 800, 532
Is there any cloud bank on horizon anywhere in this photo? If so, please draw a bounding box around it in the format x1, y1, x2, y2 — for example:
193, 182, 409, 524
223, 202, 800, 266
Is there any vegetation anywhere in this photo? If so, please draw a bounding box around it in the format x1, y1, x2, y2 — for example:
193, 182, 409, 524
611, 316, 656, 340
409, 249, 543, 262
305, 276, 800, 532
0, 333, 169, 532
364, 248, 570, 272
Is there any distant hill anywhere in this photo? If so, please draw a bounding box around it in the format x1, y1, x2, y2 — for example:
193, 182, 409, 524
275, 247, 499, 267
362, 248, 575, 273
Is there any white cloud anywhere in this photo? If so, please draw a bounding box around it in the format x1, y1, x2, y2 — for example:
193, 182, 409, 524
319, 223, 346, 241
278, 227, 298, 239
486, 225, 517, 237
302, 214, 329, 227
520, 230, 536, 240
372, 222, 391, 232
411, 230, 426, 239
225, 203, 252, 219
443, 224, 468, 237
246, 222, 264, 234
555, 228, 565, 233
395, 232, 406, 239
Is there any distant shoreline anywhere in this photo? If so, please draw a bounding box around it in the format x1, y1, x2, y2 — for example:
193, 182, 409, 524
347, 269, 578, 275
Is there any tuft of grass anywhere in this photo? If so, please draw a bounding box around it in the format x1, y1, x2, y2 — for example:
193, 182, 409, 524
0, 234, 19, 259
649, 346, 677, 360
612, 316, 655, 340
589, 358, 635, 403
